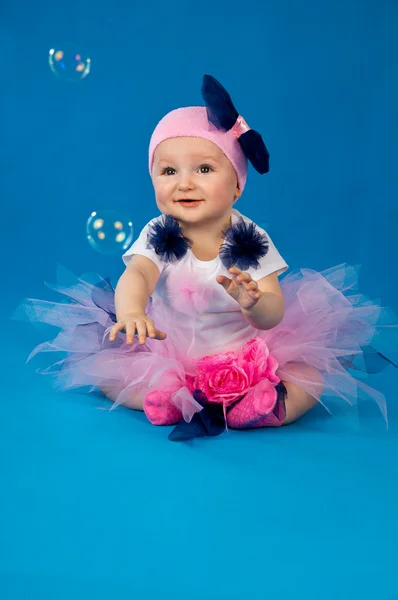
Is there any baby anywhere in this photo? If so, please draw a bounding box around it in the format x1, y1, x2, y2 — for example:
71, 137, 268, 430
19, 75, 396, 441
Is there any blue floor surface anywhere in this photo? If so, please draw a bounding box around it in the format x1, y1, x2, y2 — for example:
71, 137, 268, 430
1, 329, 397, 600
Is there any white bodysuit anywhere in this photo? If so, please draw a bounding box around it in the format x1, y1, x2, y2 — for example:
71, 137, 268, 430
122, 208, 288, 358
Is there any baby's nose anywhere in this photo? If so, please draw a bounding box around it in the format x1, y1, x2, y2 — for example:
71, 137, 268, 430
178, 183, 194, 191
177, 173, 195, 189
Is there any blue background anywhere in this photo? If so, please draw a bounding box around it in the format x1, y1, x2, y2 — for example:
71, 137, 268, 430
1, 0, 398, 598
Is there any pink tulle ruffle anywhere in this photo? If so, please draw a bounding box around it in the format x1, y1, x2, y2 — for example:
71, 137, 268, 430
14, 263, 397, 425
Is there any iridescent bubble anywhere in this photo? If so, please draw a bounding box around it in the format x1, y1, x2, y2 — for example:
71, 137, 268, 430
86, 210, 134, 256
49, 43, 91, 82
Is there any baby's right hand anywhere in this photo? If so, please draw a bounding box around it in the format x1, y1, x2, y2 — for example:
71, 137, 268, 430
109, 312, 167, 345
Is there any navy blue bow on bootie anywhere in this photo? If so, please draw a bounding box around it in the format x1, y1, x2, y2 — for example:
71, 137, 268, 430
168, 390, 232, 442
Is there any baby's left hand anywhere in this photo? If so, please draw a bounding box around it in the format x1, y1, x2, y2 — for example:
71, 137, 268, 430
216, 267, 262, 310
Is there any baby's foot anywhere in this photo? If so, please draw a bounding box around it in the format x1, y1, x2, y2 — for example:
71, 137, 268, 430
227, 379, 286, 429
144, 390, 183, 426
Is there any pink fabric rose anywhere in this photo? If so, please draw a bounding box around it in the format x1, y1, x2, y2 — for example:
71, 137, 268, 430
237, 337, 280, 387
185, 373, 196, 394
183, 338, 280, 408
192, 351, 255, 405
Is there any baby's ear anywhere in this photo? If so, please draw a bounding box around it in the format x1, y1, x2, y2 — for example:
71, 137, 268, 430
234, 183, 242, 200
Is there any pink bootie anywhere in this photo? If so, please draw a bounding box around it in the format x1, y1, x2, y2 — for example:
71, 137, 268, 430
227, 379, 286, 429
144, 390, 183, 426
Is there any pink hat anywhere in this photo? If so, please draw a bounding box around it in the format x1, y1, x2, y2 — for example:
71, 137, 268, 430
149, 106, 249, 192
148, 75, 270, 194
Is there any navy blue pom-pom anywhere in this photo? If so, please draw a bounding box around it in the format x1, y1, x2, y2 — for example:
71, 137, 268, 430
146, 215, 191, 263
219, 217, 269, 270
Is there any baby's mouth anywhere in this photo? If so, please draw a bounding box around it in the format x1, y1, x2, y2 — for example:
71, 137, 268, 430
176, 199, 204, 207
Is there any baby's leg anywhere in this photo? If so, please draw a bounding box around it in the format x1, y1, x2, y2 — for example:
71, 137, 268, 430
99, 381, 181, 425
94, 357, 182, 424
89, 352, 146, 410
281, 362, 323, 425
282, 376, 320, 425
227, 364, 323, 429
100, 382, 145, 410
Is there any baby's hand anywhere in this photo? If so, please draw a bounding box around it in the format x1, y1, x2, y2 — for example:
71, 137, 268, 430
216, 267, 262, 311
109, 312, 167, 345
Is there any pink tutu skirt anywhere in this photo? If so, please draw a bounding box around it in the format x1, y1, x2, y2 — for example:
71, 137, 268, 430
15, 263, 397, 425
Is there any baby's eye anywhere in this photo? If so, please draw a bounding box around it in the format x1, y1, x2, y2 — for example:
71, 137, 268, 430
199, 165, 213, 173
162, 167, 176, 176
161, 165, 213, 175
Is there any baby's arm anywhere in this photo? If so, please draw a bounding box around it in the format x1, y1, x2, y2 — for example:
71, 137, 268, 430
240, 271, 285, 330
218, 267, 284, 330
115, 255, 159, 319
110, 256, 166, 344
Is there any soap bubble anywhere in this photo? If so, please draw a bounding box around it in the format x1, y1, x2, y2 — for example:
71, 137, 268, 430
49, 43, 91, 82
87, 210, 134, 256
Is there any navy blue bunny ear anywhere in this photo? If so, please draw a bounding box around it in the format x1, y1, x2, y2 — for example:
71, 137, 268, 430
238, 129, 270, 175
146, 215, 191, 263
201, 74, 270, 174
201, 74, 239, 131
219, 217, 269, 270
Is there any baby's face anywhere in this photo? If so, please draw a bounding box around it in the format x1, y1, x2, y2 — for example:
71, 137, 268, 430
151, 137, 241, 224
